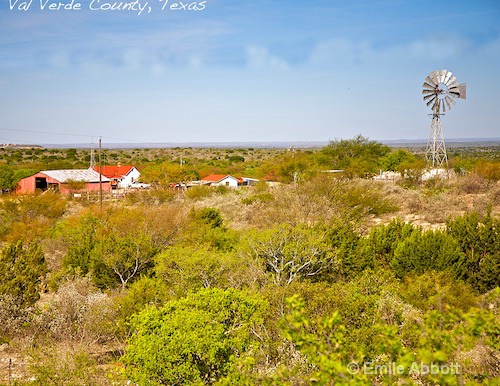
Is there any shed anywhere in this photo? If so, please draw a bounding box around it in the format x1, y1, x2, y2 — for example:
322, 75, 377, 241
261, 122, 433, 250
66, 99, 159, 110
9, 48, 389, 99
241, 177, 259, 186
17, 168, 111, 194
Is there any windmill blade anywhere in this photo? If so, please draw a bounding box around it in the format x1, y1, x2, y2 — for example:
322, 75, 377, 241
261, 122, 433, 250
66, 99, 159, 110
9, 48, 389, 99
444, 96, 453, 111
449, 87, 462, 98
448, 83, 461, 95
447, 81, 458, 90
430, 71, 441, 85
423, 80, 436, 90
423, 93, 435, 101
422, 89, 435, 95
425, 75, 437, 87
443, 70, 453, 85
426, 96, 437, 107
438, 69, 447, 84
439, 69, 447, 84
441, 71, 448, 85
429, 71, 438, 85
442, 100, 446, 113
445, 75, 457, 87
425, 75, 436, 86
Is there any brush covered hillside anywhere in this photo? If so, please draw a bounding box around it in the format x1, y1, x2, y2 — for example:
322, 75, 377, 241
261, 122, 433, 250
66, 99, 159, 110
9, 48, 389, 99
0, 137, 499, 385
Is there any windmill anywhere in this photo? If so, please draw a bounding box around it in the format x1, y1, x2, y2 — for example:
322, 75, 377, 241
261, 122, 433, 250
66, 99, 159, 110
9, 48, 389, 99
422, 69, 466, 167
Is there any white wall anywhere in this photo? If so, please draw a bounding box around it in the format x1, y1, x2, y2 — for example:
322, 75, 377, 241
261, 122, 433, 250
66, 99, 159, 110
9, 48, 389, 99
212, 176, 239, 187
118, 167, 141, 188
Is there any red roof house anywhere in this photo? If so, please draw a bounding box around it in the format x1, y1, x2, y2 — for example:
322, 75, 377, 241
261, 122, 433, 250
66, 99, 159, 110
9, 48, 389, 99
92, 164, 140, 188
201, 174, 240, 187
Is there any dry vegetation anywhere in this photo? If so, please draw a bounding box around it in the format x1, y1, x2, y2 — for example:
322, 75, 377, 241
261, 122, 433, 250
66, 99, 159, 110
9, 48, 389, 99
0, 141, 499, 385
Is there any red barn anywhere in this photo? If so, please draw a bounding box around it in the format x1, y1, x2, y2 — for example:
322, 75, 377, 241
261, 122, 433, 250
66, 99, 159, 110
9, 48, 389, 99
17, 168, 111, 195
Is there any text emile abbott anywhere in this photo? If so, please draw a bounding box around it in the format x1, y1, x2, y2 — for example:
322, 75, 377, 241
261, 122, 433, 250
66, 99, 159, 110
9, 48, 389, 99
9, 0, 207, 15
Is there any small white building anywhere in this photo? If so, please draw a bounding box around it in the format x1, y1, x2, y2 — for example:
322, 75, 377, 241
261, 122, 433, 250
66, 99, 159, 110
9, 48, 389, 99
93, 164, 141, 189
201, 174, 240, 188
241, 177, 259, 186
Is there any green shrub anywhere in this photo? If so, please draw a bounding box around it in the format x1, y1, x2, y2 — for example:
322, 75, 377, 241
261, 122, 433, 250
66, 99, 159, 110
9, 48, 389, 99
363, 219, 417, 266
62, 212, 100, 277
446, 211, 500, 292
0, 166, 15, 191
301, 176, 399, 219
113, 276, 171, 337
185, 185, 213, 200
274, 294, 498, 385
122, 288, 267, 385
398, 271, 478, 312
0, 240, 47, 308
391, 230, 465, 279
321, 135, 391, 177
179, 208, 239, 252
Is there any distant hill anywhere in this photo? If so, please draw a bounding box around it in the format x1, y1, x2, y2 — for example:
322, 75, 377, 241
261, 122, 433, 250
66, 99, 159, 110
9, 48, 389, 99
0, 143, 44, 149
19, 138, 500, 149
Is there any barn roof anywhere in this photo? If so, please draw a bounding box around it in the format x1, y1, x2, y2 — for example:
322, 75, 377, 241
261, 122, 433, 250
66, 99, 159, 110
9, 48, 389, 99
41, 168, 111, 183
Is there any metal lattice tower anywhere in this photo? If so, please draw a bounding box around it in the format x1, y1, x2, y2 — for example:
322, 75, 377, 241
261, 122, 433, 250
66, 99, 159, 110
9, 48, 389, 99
426, 113, 447, 168
422, 69, 466, 168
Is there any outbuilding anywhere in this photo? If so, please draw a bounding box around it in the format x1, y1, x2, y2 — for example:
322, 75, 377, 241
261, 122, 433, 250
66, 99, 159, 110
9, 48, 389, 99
17, 168, 111, 194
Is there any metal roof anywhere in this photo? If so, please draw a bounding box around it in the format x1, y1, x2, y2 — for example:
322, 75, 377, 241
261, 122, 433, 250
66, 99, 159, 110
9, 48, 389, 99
41, 168, 111, 183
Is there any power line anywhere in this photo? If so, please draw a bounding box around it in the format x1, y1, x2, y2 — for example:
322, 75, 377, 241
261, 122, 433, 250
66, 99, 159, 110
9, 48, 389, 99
0, 127, 153, 144
0, 127, 91, 138
100, 135, 151, 144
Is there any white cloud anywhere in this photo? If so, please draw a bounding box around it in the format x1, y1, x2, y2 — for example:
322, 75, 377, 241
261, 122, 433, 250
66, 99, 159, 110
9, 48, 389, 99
246, 46, 289, 70
309, 36, 472, 66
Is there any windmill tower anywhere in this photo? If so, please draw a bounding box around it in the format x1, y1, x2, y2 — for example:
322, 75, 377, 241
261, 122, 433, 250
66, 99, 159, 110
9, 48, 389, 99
422, 69, 466, 167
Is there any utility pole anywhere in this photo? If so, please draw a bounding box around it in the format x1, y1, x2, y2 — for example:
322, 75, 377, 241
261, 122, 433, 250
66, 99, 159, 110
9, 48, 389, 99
99, 137, 102, 209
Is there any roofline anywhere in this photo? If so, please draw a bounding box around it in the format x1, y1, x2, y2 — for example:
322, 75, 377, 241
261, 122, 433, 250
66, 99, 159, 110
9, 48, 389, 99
201, 175, 241, 182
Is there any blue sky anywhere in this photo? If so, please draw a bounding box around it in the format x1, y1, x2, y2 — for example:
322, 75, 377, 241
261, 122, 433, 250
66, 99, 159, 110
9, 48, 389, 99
1, 0, 499, 144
